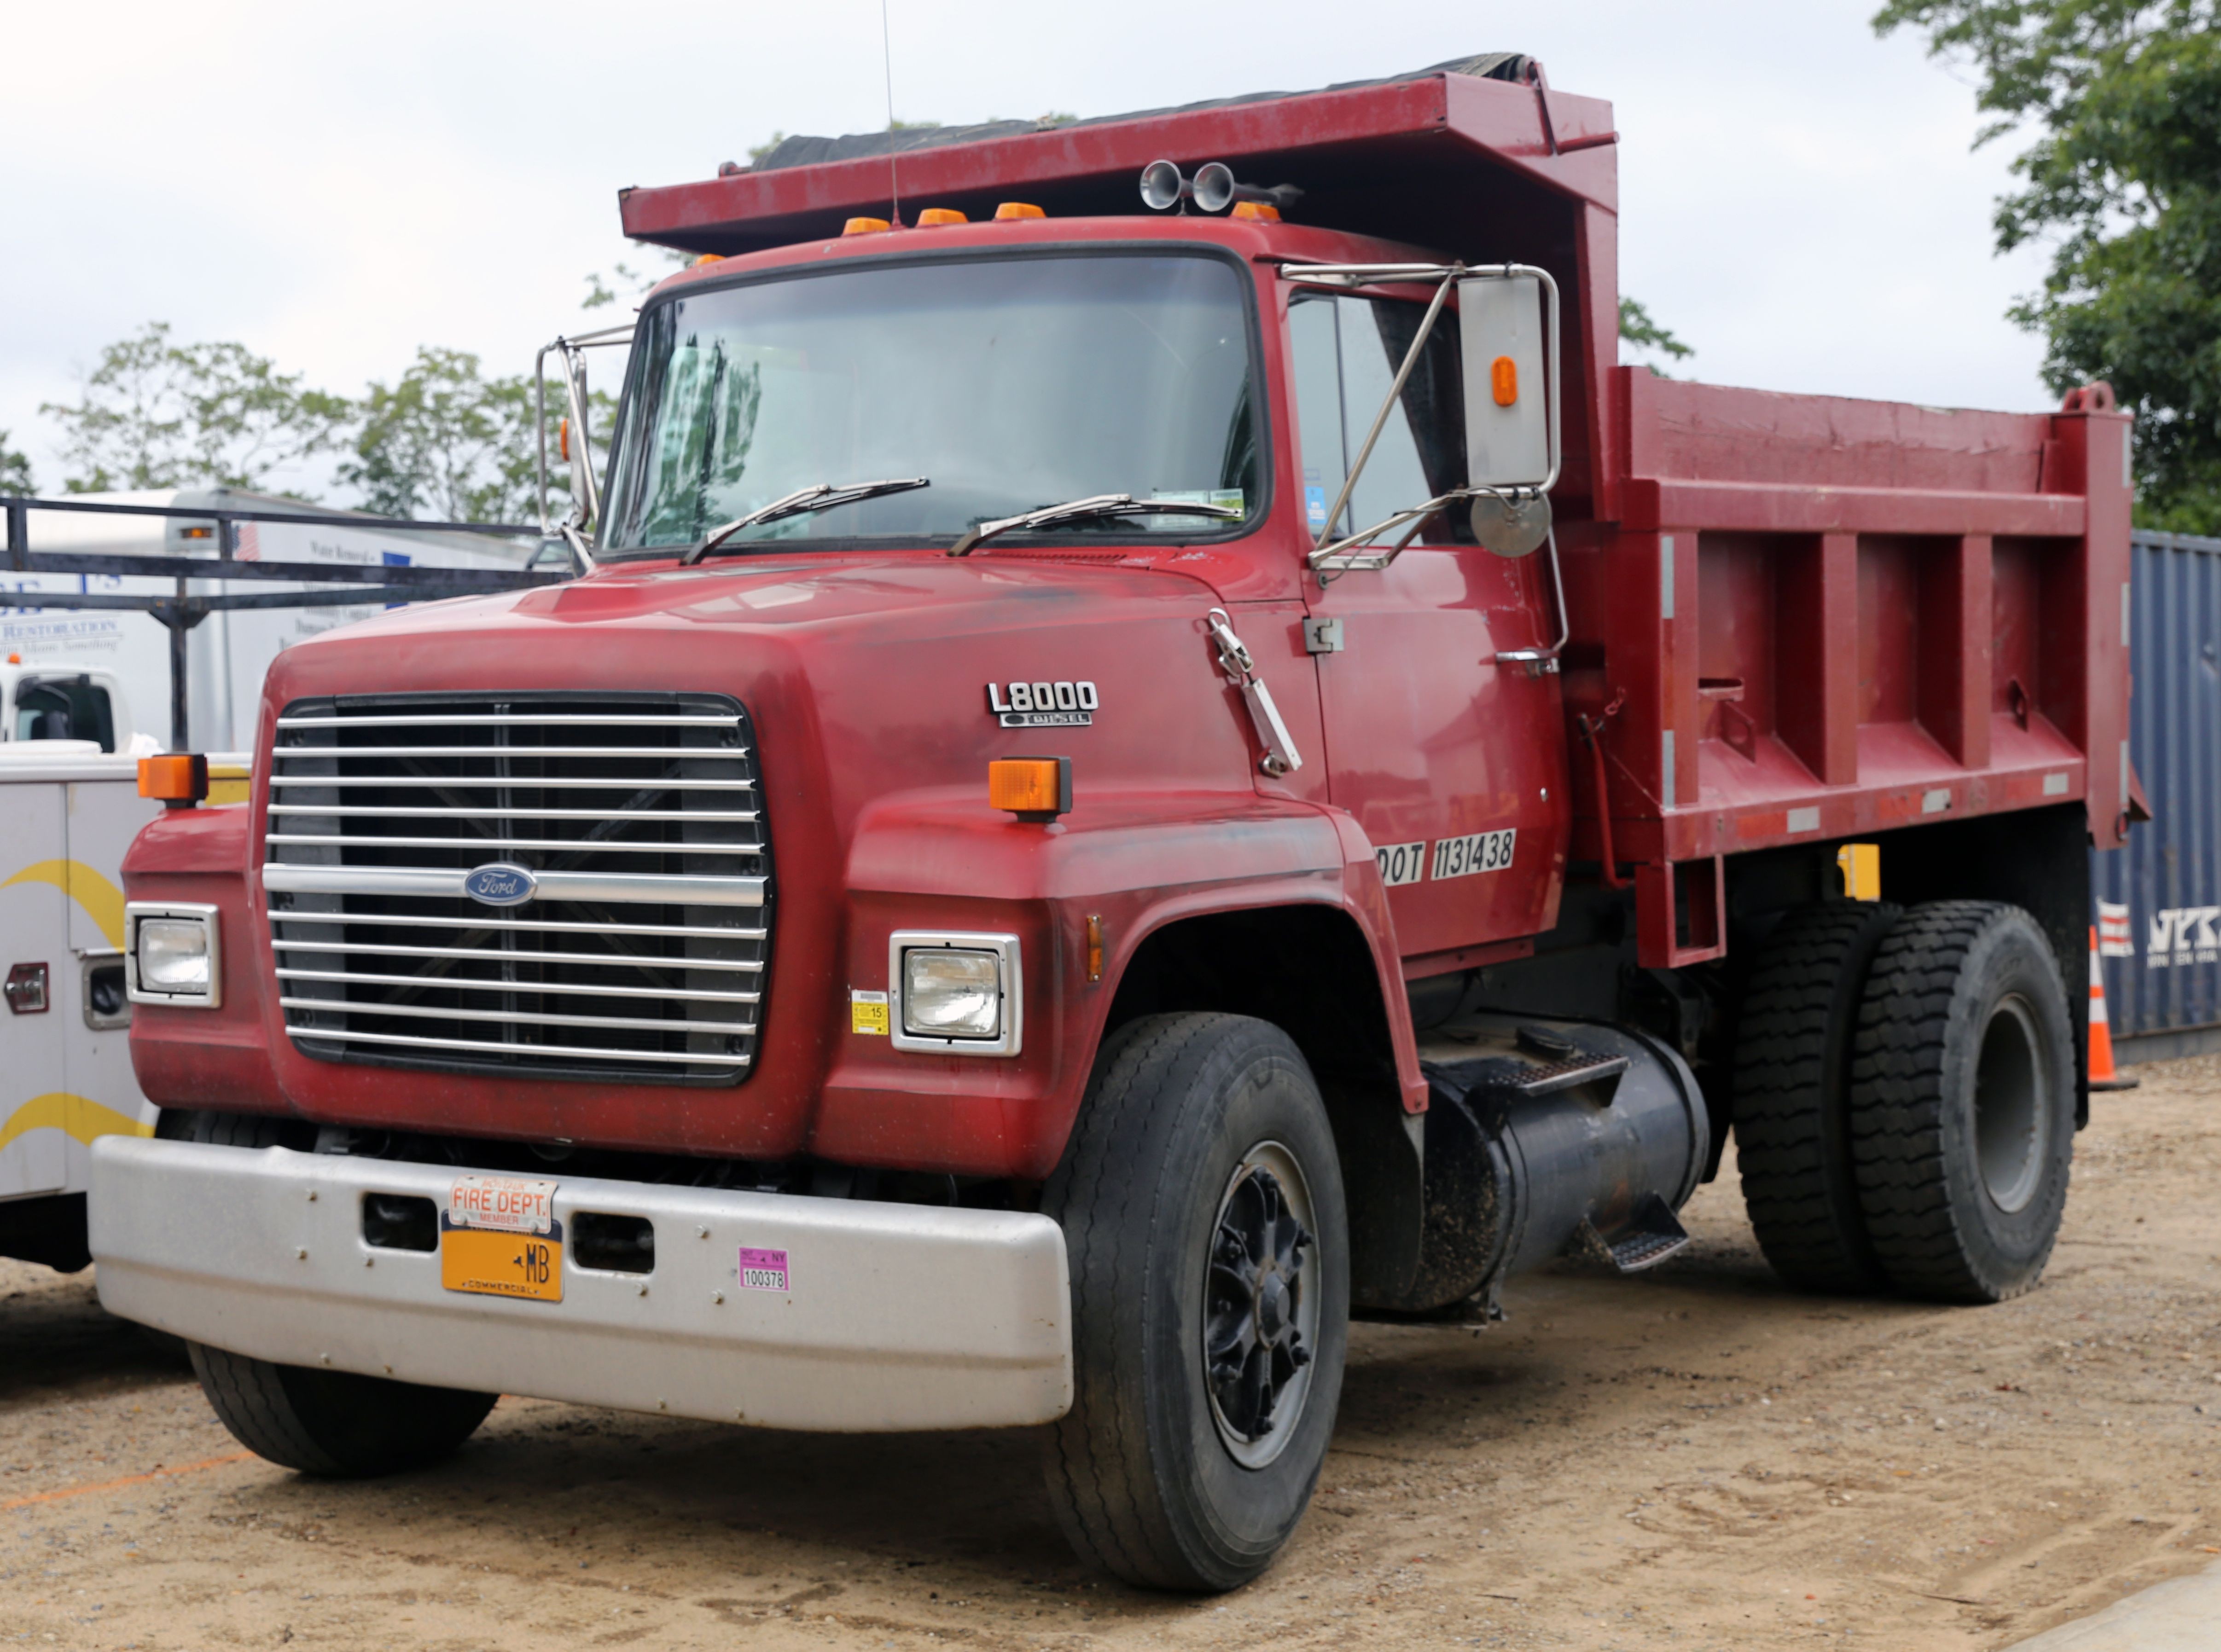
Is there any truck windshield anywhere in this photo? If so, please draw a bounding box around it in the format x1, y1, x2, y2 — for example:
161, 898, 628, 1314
599, 253, 1259, 553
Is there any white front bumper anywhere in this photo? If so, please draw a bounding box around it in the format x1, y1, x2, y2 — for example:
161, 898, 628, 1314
90, 1136, 1072, 1432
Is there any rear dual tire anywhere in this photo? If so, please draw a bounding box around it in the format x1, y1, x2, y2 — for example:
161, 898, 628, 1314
1733, 900, 2075, 1304
1849, 902, 2076, 1302
1732, 901, 1903, 1292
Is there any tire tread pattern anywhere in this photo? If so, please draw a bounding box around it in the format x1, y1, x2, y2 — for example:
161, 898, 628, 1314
1045, 1013, 1233, 1589
1732, 901, 1900, 1293
191, 1343, 349, 1475
1849, 901, 2065, 1302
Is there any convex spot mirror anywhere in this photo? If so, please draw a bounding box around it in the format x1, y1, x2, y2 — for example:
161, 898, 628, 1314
1458, 272, 1551, 557
1470, 492, 1552, 559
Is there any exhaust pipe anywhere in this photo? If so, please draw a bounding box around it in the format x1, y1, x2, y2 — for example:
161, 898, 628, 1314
1381, 1016, 1711, 1315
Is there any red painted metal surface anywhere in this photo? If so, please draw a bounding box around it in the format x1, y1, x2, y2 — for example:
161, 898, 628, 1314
122, 58, 2132, 1160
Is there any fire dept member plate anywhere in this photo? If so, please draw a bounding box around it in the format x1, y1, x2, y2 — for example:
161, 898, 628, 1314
440, 1175, 563, 1302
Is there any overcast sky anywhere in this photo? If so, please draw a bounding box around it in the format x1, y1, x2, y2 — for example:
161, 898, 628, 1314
1, 0, 2051, 498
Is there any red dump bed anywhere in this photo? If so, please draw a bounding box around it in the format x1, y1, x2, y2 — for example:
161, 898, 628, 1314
621, 55, 2134, 960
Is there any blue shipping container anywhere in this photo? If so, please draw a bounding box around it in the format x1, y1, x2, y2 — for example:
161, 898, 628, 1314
2093, 529, 2221, 1057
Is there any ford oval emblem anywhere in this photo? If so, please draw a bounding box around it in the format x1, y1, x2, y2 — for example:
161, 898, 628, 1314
462, 862, 537, 907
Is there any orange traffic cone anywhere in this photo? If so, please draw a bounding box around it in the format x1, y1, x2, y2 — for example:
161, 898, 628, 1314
2088, 927, 2139, 1091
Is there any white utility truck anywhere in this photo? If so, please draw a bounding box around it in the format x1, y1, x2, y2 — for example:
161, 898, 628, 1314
1, 492, 543, 1273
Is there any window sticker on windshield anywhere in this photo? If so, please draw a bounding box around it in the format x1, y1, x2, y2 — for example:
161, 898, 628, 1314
738, 1247, 791, 1293
1306, 486, 1328, 531
1142, 489, 1244, 531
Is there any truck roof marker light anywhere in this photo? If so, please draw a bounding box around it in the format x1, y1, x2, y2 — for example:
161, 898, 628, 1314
993, 203, 1045, 221
916, 208, 968, 226
5, 652, 17, 665
1492, 356, 1519, 406
1230, 201, 1280, 222
138, 753, 209, 810
692, 253, 723, 266
843, 217, 893, 235
989, 756, 1071, 823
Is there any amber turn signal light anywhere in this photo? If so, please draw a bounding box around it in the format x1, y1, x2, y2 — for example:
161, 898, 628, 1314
139, 753, 209, 809
989, 756, 1072, 823
1491, 355, 1519, 407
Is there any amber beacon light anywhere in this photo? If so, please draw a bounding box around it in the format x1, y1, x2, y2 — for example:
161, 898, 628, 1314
138, 753, 209, 809
989, 756, 1073, 823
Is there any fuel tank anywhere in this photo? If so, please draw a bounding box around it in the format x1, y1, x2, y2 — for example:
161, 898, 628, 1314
1382, 1015, 1710, 1314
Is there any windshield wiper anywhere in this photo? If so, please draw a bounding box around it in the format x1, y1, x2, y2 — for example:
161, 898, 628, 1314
948, 493, 1243, 557
679, 476, 930, 565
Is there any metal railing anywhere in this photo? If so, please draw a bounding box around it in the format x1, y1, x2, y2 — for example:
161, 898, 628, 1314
0, 495, 576, 751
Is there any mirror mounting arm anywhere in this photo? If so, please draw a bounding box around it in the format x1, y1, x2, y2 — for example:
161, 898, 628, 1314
532, 322, 632, 565
1305, 265, 1462, 560
1280, 260, 1563, 572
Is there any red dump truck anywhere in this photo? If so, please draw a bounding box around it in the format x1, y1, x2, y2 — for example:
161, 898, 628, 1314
91, 53, 2132, 1590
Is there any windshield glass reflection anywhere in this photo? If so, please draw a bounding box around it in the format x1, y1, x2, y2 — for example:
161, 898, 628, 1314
600, 254, 1260, 552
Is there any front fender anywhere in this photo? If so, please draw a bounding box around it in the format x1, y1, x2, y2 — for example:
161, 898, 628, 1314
122, 805, 287, 1115
816, 788, 1424, 1178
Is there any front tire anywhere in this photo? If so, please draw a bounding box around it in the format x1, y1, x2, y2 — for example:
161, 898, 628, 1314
1849, 902, 2076, 1303
1043, 1013, 1349, 1592
191, 1343, 496, 1477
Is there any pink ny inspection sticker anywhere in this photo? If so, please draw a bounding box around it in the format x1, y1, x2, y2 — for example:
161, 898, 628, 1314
738, 1247, 791, 1292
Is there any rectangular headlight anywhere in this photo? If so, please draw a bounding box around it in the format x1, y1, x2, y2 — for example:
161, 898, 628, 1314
888, 932, 1021, 1056
126, 902, 222, 1008
903, 948, 1002, 1038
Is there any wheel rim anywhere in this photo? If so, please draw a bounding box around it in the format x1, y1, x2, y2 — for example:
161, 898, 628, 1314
1203, 1141, 1320, 1469
1974, 993, 2051, 1213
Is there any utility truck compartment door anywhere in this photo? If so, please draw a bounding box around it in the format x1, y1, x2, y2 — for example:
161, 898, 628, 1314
0, 783, 68, 1198
1459, 274, 1548, 489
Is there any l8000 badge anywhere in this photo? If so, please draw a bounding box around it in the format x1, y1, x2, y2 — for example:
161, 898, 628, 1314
987, 681, 1098, 728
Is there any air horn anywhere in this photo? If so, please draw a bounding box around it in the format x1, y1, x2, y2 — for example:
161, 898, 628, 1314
1139, 160, 1303, 215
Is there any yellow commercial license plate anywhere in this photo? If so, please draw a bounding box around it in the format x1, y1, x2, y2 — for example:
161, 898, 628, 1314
440, 1175, 563, 1303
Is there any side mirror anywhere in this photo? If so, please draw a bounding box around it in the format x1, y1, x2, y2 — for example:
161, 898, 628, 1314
536, 330, 627, 568
1458, 272, 1556, 556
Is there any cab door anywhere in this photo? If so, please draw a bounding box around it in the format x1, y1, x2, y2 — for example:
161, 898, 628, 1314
1290, 289, 1569, 967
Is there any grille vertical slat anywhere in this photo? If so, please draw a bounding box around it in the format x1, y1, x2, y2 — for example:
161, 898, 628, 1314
266, 692, 772, 1086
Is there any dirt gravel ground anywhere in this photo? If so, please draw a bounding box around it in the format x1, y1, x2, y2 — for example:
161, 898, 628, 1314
5, 1061, 2220, 1652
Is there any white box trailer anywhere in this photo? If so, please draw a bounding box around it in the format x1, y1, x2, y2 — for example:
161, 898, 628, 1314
0, 487, 547, 752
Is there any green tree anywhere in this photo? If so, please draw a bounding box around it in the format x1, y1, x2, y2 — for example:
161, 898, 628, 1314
342, 347, 613, 526
0, 430, 31, 496
39, 321, 346, 495
342, 348, 529, 522
1619, 298, 1695, 374
1876, 1, 2221, 530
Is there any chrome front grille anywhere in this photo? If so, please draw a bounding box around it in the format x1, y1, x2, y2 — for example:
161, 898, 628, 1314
264, 694, 771, 1086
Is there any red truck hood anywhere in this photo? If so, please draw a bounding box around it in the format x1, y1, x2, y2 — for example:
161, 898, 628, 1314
210, 548, 1308, 1165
